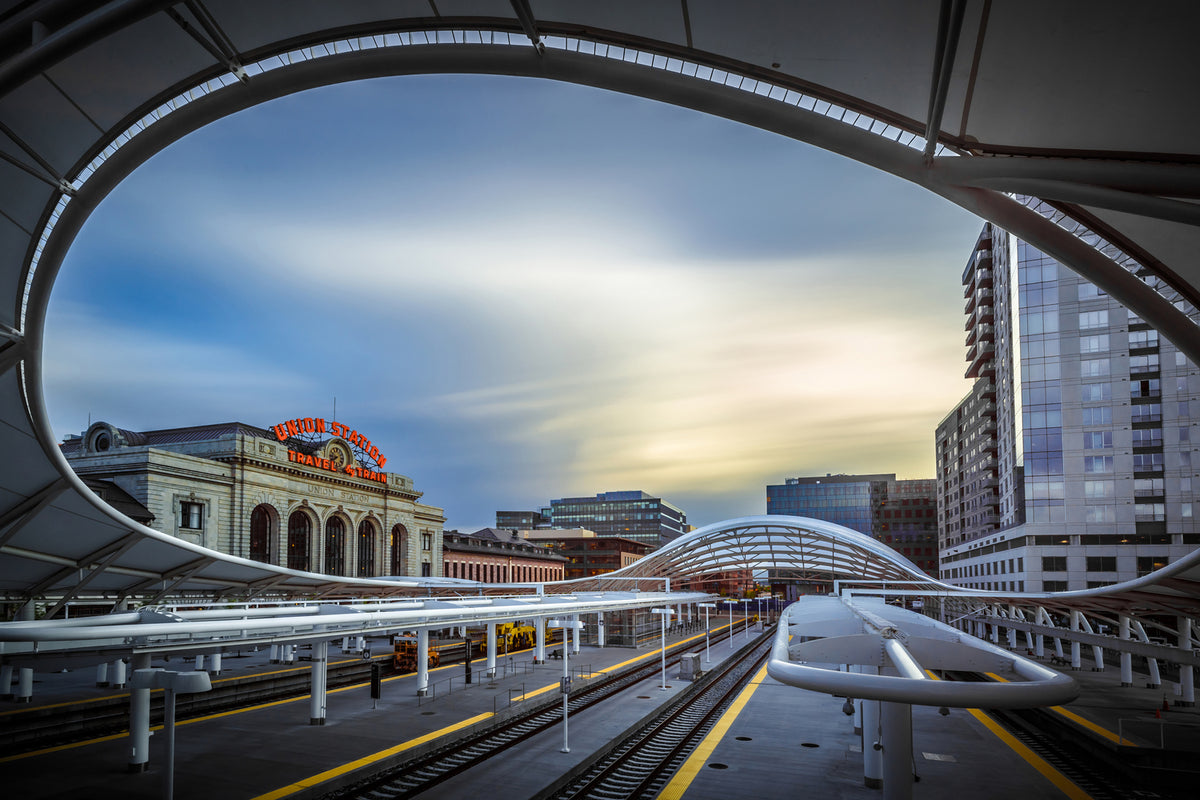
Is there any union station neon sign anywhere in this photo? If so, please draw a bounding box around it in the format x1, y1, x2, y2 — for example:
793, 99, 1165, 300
272, 417, 388, 484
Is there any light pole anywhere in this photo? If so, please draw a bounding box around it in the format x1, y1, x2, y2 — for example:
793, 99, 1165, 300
548, 618, 584, 753
724, 599, 738, 650
130, 668, 211, 800
699, 602, 716, 664
756, 595, 764, 629
741, 598, 753, 640
651, 608, 675, 690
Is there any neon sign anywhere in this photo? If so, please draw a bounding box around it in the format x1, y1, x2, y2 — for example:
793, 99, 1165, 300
272, 417, 388, 484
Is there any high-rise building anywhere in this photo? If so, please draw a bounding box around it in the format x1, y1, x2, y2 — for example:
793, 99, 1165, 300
499, 491, 688, 548
937, 222, 1200, 591
765, 473, 938, 575
496, 510, 549, 530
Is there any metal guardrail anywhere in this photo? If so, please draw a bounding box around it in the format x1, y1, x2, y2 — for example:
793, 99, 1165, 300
1116, 716, 1200, 749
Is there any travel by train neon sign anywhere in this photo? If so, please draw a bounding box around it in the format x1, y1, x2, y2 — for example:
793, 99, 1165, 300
272, 416, 388, 484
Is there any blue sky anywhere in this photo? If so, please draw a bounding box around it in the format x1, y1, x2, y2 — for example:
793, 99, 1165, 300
43, 75, 982, 531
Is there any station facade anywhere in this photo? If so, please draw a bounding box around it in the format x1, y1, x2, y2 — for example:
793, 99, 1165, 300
62, 418, 445, 578
442, 528, 566, 583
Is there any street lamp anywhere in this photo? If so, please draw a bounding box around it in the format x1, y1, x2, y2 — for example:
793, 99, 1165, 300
130, 669, 211, 800
723, 599, 738, 650
740, 598, 753, 640
548, 618, 584, 753
756, 595, 764, 629
650, 608, 675, 690
698, 602, 716, 664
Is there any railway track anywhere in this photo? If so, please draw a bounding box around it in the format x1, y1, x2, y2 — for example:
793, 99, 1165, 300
548, 626, 772, 800
943, 671, 1172, 800
332, 623, 759, 800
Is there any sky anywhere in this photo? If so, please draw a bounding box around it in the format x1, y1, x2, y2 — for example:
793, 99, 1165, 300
42, 74, 983, 531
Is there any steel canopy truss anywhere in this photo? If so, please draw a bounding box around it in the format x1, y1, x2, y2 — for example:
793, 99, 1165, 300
0, 3, 1199, 610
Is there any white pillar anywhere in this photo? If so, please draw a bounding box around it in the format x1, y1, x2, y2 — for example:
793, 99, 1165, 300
15, 667, 32, 702
534, 618, 546, 664
210, 652, 222, 675
111, 659, 127, 689
96, 662, 109, 687
269, 644, 280, 664
881, 702, 914, 800
309, 640, 328, 725
597, 612, 606, 648
1070, 611, 1082, 670
127, 654, 152, 772
851, 666, 863, 735
486, 623, 497, 678
862, 666, 882, 790
571, 614, 580, 654
194, 654, 205, 671
284, 645, 295, 664
1179, 617, 1195, 706
1, 664, 13, 698
1035, 633, 1045, 657
342, 636, 352, 654
416, 629, 430, 695
1119, 616, 1133, 687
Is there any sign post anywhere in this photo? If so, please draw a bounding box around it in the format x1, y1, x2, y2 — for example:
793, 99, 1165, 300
651, 608, 675, 690
548, 618, 584, 753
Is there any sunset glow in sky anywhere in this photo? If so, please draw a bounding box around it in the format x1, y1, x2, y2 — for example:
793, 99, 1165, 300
43, 74, 983, 530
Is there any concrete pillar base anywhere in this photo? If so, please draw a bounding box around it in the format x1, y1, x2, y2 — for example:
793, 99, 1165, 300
1147, 683, 1161, 689
1121, 682, 1133, 687
127, 762, 148, 774
854, 725, 862, 735
1091, 667, 1104, 672
417, 688, 429, 697
1175, 700, 1195, 708
13, 696, 30, 703
309, 717, 326, 725
533, 658, 544, 665
865, 777, 882, 789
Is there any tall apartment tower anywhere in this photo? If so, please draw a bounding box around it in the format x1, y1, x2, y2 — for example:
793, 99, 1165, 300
499, 491, 688, 548
937, 223, 1200, 591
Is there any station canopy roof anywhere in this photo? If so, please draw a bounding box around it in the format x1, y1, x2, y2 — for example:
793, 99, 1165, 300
0, 2, 1198, 612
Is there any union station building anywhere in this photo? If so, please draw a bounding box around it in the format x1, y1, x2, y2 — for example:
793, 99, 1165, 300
61, 417, 445, 579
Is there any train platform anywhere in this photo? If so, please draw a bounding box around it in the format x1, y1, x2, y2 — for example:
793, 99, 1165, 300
1, 622, 1197, 799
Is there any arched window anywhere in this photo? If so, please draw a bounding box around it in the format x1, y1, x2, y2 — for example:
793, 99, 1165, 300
287, 511, 311, 571
390, 524, 407, 576
325, 516, 346, 576
357, 519, 376, 577
249, 504, 274, 563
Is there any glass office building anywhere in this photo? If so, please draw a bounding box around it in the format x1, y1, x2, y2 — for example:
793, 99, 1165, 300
766, 474, 938, 576
937, 222, 1200, 591
500, 490, 688, 548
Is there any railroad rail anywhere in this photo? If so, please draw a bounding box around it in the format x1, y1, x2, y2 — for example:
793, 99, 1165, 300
942, 671, 1173, 800
548, 626, 773, 800
331, 622, 755, 800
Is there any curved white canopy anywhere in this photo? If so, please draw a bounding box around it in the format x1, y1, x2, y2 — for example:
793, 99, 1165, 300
0, 2, 1198, 607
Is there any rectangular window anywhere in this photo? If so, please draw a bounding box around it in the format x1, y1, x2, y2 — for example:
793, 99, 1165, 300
1043, 580, 1069, 592
1133, 452, 1164, 472
1137, 556, 1168, 576
1083, 431, 1113, 449
1084, 480, 1115, 498
1132, 428, 1163, 448
1084, 455, 1114, 473
1079, 334, 1109, 353
1042, 555, 1067, 571
1077, 283, 1106, 300
1080, 383, 1111, 402
1131, 378, 1161, 400
1130, 354, 1160, 374
1131, 404, 1162, 424
1129, 329, 1159, 349
1082, 407, 1113, 426
1085, 505, 1115, 523
1134, 502, 1166, 521
1086, 556, 1117, 572
421, 562, 431, 577
180, 501, 203, 529
1081, 358, 1110, 377
1134, 477, 1164, 496
421, 532, 433, 551
1078, 310, 1108, 329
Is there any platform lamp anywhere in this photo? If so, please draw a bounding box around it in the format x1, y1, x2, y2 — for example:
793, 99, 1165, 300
130, 668, 212, 800
740, 598, 753, 640
650, 608, 675, 690
698, 602, 716, 664
723, 598, 738, 650
548, 618, 584, 753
